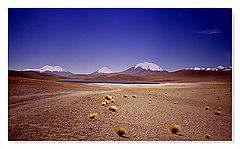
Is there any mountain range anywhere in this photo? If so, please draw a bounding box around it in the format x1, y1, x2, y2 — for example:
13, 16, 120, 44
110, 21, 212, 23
185, 66, 232, 71
22, 62, 168, 77
22, 62, 232, 78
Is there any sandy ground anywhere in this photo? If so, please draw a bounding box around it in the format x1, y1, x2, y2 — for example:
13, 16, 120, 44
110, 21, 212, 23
8, 77, 232, 141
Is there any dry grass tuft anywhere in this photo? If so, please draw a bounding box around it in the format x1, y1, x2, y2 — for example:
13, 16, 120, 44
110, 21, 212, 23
203, 100, 208, 102
88, 113, 97, 119
147, 101, 151, 104
217, 107, 221, 111
112, 96, 116, 99
205, 106, 209, 110
104, 95, 112, 100
109, 106, 118, 111
105, 100, 109, 104
149, 98, 152, 101
169, 124, 180, 134
115, 127, 126, 137
132, 95, 137, 98
204, 134, 211, 139
213, 110, 221, 115
101, 101, 106, 106
122, 94, 128, 98
111, 99, 115, 103
108, 96, 113, 100
173, 102, 178, 104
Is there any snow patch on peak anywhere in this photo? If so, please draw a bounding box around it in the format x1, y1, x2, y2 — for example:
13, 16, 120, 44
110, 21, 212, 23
185, 66, 232, 71
23, 65, 68, 73
97, 67, 113, 74
193, 67, 201, 70
134, 62, 164, 71
216, 66, 224, 69
23, 68, 39, 72
39, 65, 68, 73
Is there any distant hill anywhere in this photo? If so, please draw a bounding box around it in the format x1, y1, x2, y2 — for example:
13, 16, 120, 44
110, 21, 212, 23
9, 69, 232, 83
142, 70, 232, 83
84, 70, 232, 83
8, 70, 66, 80
85, 74, 145, 82
66, 66, 115, 78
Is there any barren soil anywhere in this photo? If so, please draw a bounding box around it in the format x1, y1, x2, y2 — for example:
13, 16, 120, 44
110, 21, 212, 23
8, 77, 232, 141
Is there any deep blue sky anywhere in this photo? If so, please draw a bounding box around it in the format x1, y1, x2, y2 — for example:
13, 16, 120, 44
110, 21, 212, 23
8, 8, 232, 73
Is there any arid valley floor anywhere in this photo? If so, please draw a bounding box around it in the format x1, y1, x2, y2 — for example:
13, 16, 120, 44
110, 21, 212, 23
8, 76, 232, 141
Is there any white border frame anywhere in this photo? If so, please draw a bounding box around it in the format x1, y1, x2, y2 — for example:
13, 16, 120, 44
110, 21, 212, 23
1, 0, 239, 149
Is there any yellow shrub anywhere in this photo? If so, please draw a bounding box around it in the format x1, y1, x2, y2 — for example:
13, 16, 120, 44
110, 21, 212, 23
88, 113, 97, 119
214, 110, 221, 115
111, 99, 115, 103
204, 134, 211, 139
115, 127, 126, 137
122, 94, 128, 98
109, 106, 118, 111
205, 106, 209, 110
105, 100, 109, 104
132, 95, 137, 98
173, 102, 178, 104
101, 101, 106, 106
104, 95, 112, 100
169, 124, 180, 134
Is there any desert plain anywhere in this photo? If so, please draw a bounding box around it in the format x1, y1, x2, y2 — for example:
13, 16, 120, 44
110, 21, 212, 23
8, 71, 232, 141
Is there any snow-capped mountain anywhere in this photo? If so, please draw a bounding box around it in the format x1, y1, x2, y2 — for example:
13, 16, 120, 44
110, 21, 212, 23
72, 62, 167, 78
23, 65, 72, 76
134, 62, 165, 71
185, 66, 232, 71
24, 65, 68, 73
119, 62, 167, 76
97, 67, 113, 74
88, 67, 114, 77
